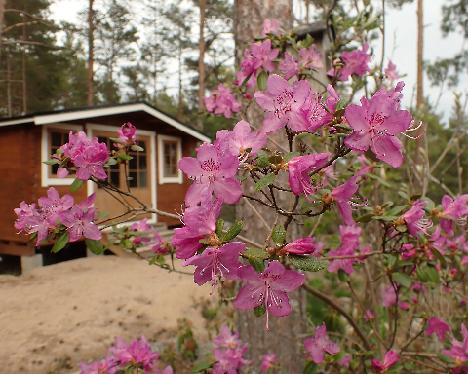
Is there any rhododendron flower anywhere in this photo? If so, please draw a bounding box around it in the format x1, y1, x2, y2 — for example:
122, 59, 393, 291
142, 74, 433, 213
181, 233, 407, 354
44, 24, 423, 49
80, 356, 117, 374
331, 176, 360, 225
344, 82, 412, 168
110, 336, 158, 372
184, 242, 245, 285
381, 285, 397, 308
215, 120, 266, 157
214, 325, 244, 350
402, 200, 430, 236
260, 353, 277, 372
442, 324, 468, 365
289, 85, 339, 133
117, 122, 137, 144
250, 39, 279, 72
234, 261, 304, 329
288, 152, 331, 196
61, 194, 101, 242
400, 243, 416, 259
365, 309, 375, 321
279, 52, 299, 80
14, 202, 48, 245
205, 84, 241, 118
179, 143, 242, 206
426, 317, 450, 342
384, 60, 399, 81
38, 187, 74, 225
57, 167, 69, 178
371, 350, 400, 372
172, 199, 222, 259
283, 237, 323, 256
298, 45, 323, 70
304, 323, 340, 364
439, 194, 468, 234
212, 325, 248, 374
327, 225, 361, 274
338, 354, 352, 368
261, 18, 281, 36
330, 44, 370, 81
255, 74, 310, 133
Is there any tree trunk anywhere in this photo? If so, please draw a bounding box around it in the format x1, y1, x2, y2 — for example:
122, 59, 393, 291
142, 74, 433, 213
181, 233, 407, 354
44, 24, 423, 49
0, 0, 5, 38
197, 0, 206, 117
21, 20, 27, 113
87, 0, 95, 106
234, 2, 307, 373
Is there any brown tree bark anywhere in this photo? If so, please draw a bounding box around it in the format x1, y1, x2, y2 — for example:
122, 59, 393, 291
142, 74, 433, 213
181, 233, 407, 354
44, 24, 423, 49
416, 0, 424, 110
0, 0, 5, 37
234, 2, 308, 373
87, 0, 95, 106
198, 0, 207, 115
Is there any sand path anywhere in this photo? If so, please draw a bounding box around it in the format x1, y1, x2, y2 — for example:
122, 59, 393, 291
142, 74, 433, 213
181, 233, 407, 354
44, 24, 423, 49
0, 256, 209, 373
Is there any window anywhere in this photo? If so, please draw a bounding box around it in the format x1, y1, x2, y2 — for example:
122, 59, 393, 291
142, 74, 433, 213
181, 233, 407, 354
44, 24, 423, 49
128, 140, 148, 188
158, 135, 182, 184
49, 130, 69, 176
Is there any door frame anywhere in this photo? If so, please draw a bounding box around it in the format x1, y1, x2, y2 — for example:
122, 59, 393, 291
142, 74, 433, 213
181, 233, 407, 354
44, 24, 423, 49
86, 123, 158, 224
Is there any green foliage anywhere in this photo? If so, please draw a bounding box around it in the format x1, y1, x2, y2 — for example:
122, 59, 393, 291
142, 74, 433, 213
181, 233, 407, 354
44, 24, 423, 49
51, 232, 69, 253
289, 255, 326, 272
255, 173, 276, 191
271, 224, 287, 246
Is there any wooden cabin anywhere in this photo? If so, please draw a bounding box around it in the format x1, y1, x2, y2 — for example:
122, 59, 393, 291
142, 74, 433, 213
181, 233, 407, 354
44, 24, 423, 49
0, 102, 209, 262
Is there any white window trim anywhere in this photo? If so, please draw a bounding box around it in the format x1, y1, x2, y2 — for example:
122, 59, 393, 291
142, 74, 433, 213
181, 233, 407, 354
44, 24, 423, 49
158, 134, 183, 184
86, 123, 158, 224
41, 124, 84, 187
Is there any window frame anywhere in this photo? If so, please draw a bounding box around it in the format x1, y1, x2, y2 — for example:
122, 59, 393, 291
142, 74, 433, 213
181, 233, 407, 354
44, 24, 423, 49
158, 134, 183, 184
41, 124, 83, 187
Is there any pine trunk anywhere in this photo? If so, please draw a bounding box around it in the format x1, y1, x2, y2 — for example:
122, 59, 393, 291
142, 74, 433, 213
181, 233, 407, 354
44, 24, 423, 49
234, 2, 307, 373
198, 0, 207, 116
87, 0, 95, 106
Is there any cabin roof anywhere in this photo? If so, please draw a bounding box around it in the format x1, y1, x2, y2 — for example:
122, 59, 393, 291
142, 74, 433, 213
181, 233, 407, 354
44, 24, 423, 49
0, 101, 210, 142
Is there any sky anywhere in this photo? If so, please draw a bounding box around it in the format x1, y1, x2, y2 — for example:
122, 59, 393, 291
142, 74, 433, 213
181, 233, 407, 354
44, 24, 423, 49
50, 0, 466, 122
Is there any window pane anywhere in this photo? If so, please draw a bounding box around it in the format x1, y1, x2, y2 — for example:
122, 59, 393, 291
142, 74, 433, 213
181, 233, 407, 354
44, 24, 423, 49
139, 171, 147, 187
110, 170, 120, 187
51, 132, 63, 147
163, 140, 179, 178
51, 164, 59, 175
129, 156, 137, 170
128, 171, 138, 187
139, 153, 147, 169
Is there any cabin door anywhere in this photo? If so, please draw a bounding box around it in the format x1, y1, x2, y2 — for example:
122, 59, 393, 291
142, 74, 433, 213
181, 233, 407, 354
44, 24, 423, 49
92, 130, 154, 224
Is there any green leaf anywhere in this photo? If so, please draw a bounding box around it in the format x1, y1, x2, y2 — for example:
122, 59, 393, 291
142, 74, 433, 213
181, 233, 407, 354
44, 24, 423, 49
215, 219, 224, 237
130, 144, 144, 152
106, 157, 118, 166
288, 255, 325, 272
256, 70, 268, 91
43, 159, 59, 165
392, 272, 412, 288
192, 357, 216, 373
85, 239, 105, 255
119, 153, 133, 161
271, 224, 286, 245
356, 213, 373, 223
221, 220, 243, 242
284, 151, 300, 162
255, 152, 270, 168
242, 247, 270, 261
255, 172, 276, 191
416, 263, 440, 283
52, 232, 68, 253
254, 305, 266, 317
70, 178, 83, 192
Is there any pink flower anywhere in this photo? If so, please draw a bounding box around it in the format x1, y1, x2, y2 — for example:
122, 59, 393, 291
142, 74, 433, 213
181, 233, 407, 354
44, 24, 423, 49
331, 176, 360, 225
400, 243, 416, 259
184, 242, 245, 285
371, 350, 400, 372
442, 324, 468, 366
384, 60, 399, 81
61, 194, 101, 242
215, 120, 266, 157
14, 201, 48, 245
205, 84, 241, 118
279, 52, 299, 80
304, 324, 340, 364
172, 199, 222, 259
60, 131, 108, 181
260, 353, 277, 372
426, 317, 451, 342
439, 194, 468, 235
338, 354, 352, 368
118, 122, 137, 144
330, 44, 371, 81
110, 336, 158, 372
255, 74, 310, 133
261, 18, 281, 36
212, 325, 248, 374
214, 325, 244, 350
298, 45, 323, 70
381, 285, 397, 308
365, 309, 375, 320
80, 357, 117, 374
344, 82, 412, 168
288, 152, 331, 196
234, 261, 304, 329
402, 200, 431, 236
250, 39, 279, 72
179, 143, 242, 206
327, 225, 361, 275
57, 167, 69, 178
289, 85, 339, 133
38, 187, 74, 226
283, 237, 323, 256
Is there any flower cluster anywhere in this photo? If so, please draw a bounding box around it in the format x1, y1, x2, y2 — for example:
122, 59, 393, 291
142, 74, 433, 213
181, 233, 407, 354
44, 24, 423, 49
212, 325, 249, 374
205, 84, 241, 118
14, 187, 100, 246
80, 336, 172, 374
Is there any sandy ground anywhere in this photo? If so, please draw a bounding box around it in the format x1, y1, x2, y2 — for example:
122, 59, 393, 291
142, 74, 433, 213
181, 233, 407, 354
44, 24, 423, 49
0, 256, 210, 373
